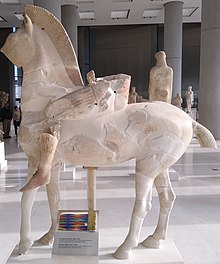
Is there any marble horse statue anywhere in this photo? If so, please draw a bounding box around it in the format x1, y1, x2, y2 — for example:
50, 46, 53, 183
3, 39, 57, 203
1, 5, 217, 259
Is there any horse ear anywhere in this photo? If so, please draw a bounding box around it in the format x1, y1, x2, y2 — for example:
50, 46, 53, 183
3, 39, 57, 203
23, 14, 33, 37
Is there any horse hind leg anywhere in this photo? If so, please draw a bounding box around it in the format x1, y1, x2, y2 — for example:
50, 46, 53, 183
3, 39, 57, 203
19, 188, 39, 254
113, 161, 154, 259
142, 168, 176, 248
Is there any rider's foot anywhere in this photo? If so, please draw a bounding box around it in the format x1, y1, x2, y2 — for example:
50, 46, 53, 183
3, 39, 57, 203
20, 133, 58, 192
19, 166, 51, 192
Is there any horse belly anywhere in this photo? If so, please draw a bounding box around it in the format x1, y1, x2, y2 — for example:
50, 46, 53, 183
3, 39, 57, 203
58, 119, 139, 166
59, 135, 136, 166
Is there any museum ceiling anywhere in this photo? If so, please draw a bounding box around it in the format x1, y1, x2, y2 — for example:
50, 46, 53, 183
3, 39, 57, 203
0, 0, 201, 28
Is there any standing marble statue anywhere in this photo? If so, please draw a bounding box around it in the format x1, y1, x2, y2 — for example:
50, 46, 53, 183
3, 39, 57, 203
171, 93, 182, 109
128, 86, 138, 104
137, 95, 148, 103
149, 51, 173, 103
0, 5, 217, 261
86, 70, 96, 84
186, 85, 194, 113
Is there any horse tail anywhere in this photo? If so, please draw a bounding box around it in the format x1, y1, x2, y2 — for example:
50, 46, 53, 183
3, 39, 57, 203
192, 120, 217, 149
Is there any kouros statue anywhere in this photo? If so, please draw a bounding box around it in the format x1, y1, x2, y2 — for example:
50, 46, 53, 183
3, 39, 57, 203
149, 51, 173, 103
186, 85, 194, 113
0, 4, 217, 260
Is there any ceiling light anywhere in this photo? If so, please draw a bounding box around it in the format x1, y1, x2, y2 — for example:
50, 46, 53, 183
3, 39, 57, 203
183, 7, 198, 17
15, 13, 23, 20
0, 0, 20, 4
113, 0, 133, 2
76, 0, 94, 3
79, 11, 95, 20
143, 9, 161, 18
111, 10, 130, 19
0, 16, 6, 22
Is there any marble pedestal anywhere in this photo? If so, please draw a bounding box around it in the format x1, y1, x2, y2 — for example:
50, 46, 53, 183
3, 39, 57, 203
60, 163, 75, 180
0, 141, 7, 170
7, 237, 183, 264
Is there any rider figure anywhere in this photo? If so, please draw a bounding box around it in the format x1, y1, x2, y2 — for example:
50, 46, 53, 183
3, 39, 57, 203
20, 70, 130, 192
20, 71, 97, 192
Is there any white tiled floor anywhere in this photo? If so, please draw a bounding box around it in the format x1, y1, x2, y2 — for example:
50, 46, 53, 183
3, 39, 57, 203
0, 136, 220, 264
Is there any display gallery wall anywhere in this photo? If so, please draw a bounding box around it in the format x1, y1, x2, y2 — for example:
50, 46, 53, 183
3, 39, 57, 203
78, 23, 201, 98
0, 22, 200, 102
0, 28, 15, 108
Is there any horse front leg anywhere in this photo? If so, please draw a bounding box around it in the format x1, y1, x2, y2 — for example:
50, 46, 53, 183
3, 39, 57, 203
142, 168, 176, 248
38, 162, 61, 245
19, 188, 39, 254
113, 165, 154, 260
18, 159, 39, 254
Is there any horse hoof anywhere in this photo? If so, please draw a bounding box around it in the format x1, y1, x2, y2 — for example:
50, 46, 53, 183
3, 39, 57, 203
38, 233, 54, 245
113, 246, 132, 259
142, 235, 160, 249
18, 239, 34, 254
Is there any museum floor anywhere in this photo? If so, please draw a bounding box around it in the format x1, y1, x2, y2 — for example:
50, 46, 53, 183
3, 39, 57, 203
0, 136, 220, 264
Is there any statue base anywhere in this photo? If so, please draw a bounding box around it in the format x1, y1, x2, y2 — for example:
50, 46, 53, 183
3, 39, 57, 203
169, 167, 179, 181
60, 163, 76, 180
7, 237, 183, 264
0, 141, 7, 170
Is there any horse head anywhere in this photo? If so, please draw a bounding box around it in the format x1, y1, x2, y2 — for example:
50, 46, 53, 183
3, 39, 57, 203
1, 4, 83, 86
1, 14, 35, 68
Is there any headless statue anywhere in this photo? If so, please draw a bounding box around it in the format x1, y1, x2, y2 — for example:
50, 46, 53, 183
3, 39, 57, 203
86, 70, 96, 84
128, 86, 138, 104
171, 93, 182, 109
149, 51, 173, 103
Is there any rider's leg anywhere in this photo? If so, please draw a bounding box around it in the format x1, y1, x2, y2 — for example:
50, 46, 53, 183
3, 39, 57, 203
20, 133, 58, 192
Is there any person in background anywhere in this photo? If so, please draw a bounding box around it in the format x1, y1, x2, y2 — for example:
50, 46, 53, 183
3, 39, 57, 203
13, 105, 21, 137
2, 103, 12, 138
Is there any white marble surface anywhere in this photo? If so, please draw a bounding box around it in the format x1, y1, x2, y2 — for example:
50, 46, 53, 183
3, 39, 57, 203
0, 141, 7, 170
8, 237, 183, 264
0, 137, 220, 264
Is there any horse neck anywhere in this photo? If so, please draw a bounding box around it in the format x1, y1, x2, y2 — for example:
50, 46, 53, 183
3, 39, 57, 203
22, 27, 75, 88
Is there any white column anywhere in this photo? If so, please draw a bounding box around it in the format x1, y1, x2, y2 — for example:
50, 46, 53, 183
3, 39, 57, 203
199, 0, 220, 139
164, 1, 183, 97
61, 4, 78, 55
34, 0, 61, 21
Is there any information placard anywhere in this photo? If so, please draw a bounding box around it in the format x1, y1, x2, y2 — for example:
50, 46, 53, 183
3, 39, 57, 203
52, 210, 99, 256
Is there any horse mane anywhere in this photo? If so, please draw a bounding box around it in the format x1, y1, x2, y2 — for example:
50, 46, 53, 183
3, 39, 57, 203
24, 4, 84, 87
